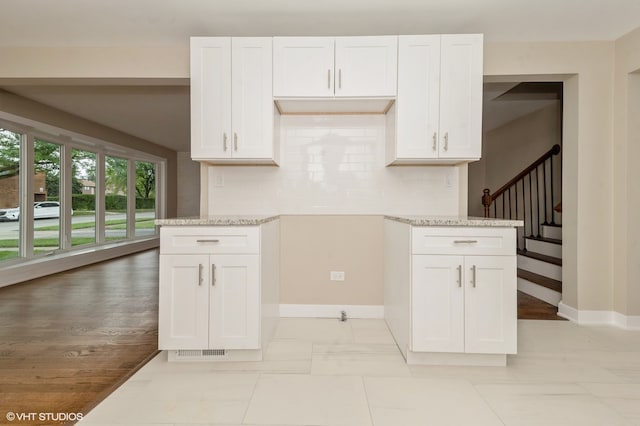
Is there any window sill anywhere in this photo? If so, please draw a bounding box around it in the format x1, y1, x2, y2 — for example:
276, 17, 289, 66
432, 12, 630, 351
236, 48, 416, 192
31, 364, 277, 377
0, 237, 159, 288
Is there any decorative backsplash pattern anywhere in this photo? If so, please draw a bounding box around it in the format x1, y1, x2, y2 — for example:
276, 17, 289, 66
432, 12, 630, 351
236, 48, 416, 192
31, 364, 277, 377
208, 115, 462, 215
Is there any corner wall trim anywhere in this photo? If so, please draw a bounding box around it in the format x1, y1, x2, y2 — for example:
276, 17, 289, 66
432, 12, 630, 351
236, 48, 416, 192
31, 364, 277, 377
279, 304, 384, 319
558, 302, 640, 330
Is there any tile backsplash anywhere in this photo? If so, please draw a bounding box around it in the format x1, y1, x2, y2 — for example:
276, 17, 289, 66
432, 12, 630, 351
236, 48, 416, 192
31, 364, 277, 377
208, 115, 462, 215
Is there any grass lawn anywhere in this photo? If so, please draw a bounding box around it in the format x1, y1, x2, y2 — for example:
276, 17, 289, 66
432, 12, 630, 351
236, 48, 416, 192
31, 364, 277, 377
0, 251, 19, 261
34, 218, 156, 231
0, 236, 130, 258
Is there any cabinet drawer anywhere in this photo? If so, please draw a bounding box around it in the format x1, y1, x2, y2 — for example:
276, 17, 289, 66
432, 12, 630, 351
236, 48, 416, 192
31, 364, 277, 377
411, 227, 515, 256
160, 226, 259, 254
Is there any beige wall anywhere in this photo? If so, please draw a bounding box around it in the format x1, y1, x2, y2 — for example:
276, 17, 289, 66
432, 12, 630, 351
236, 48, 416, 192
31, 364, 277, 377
280, 215, 384, 306
2, 37, 639, 316
485, 41, 615, 313
614, 27, 640, 316
176, 152, 200, 217
469, 102, 562, 218
0, 89, 178, 217
0, 47, 188, 81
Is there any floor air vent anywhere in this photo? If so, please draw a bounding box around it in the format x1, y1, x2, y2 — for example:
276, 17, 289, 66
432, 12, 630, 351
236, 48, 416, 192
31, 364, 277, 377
172, 349, 227, 361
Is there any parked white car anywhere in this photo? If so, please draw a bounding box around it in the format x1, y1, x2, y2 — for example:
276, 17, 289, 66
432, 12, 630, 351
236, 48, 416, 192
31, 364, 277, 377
0, 201, 72, 221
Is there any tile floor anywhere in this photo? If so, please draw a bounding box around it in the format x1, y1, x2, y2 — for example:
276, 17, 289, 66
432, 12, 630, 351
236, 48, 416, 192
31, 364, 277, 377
79, 319, 640, 426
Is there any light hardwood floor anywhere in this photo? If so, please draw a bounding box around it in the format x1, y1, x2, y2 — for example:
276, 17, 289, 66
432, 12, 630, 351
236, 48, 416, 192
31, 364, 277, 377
0, 249, 159, 425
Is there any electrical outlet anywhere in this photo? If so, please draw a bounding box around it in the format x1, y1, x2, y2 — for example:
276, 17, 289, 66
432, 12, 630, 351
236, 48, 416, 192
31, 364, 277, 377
330, 271, 345, 281
214, 172, 224, 187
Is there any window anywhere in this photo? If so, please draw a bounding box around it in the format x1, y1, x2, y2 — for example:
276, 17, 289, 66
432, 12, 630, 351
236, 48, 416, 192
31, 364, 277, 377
135, 161, 156, 237
0, 128, 22, 261
105, 156, 128, 242
34, 138, 61, 255
0, 118, 164, 266
71, 149, 97, 246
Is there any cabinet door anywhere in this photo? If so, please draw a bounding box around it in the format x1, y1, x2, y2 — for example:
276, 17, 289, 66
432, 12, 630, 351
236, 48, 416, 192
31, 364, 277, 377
158, 255, 210, 349
231, 38, 274, 159
210, 255, 260, 349
438, 34, 483, 159
273, 37, 335, 97
411, 255, 464, 353
334, 36, 398, 97
464, 256, 517, 354
191, 37, 232, 159
396, 35, 441, 159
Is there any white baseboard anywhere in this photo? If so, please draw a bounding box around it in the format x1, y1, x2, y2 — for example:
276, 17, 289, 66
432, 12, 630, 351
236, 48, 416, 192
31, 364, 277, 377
279, 304, 384, 319
558, 302, 640, 330
613, 312, 640, 330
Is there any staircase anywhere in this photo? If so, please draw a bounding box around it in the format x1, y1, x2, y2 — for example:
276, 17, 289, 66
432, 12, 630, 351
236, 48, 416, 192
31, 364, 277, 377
482, 144, 562, 309
517, 223, 562, 306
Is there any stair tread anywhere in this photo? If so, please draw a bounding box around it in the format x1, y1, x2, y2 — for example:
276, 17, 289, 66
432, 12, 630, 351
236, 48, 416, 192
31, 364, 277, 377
517, 268, 562, 293
518, 249, 563, 266
525, 236, 562, 245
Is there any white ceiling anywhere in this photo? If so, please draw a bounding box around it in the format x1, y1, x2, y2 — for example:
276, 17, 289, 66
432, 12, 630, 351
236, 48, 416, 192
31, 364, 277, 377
2, 0, 640, 45
0, 0, 638, 151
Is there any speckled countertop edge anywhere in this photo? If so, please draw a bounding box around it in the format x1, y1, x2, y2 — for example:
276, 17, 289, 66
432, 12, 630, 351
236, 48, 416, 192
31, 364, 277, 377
155, 215, 280, 226
384, 215, 524, 227
156, 214, 522, 227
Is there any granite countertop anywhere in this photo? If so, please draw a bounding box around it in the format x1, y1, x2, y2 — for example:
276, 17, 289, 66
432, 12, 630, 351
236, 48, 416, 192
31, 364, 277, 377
384, 215, 524, 227
156, 214, 522, 227
155, 215, 280, 226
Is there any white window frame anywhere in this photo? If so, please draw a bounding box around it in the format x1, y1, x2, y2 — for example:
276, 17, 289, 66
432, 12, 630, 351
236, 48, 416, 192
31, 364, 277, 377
0, 115, 166, 267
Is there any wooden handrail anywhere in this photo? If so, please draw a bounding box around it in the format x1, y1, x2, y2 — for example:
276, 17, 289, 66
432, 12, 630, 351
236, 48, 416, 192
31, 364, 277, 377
482, 144, 561, 217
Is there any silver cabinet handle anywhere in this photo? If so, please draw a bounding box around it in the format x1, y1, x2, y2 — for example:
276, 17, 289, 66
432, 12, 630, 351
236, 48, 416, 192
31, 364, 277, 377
328, 69, 331, 89
196, 239, 220, 243
234, 132, 238, 151
453, 240, 478, 244
198, 264, 203, 286
472, 265, 477, 288
443, 132, 449, 151
212, 264, 216, 286
432, 132, 437, 151
457, 265, 462, 288
338, 69, 342, 89
223, 133, 228, 151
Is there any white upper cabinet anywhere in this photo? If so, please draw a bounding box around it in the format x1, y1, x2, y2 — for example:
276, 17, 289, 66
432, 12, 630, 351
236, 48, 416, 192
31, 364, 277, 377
191, 37, 231, 160
334, 36, 398, 97
273, 37, 334, 97
273, 36, 398, 98
191, 37, 277, 164
438, 35, 483, 160
389, 34, 483, 164
395, 35, 441, 159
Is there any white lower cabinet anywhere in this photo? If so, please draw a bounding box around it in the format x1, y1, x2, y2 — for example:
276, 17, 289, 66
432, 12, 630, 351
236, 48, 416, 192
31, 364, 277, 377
159, 254, 259, 350
384, 220, 518, 366
158, 222, 280, 360
412, 254, 516, 355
